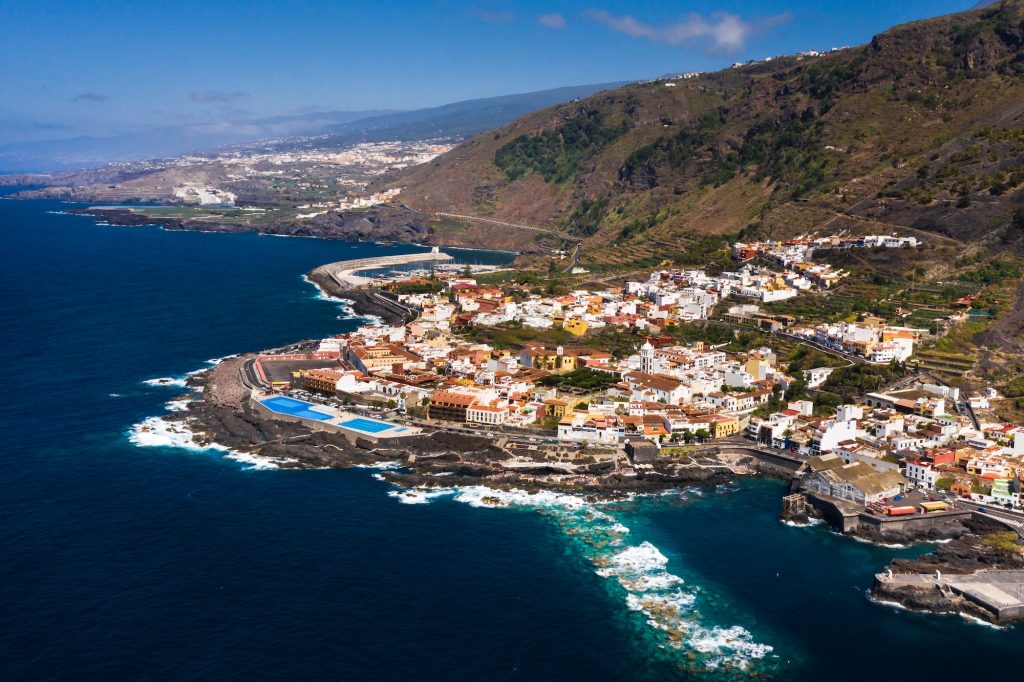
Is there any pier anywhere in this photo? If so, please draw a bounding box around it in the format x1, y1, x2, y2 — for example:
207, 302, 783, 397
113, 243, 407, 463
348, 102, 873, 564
875, 569, 1024, 624
320, 248, 453, 287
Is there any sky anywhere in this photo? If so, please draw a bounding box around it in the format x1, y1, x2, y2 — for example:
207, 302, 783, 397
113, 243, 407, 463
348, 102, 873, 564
0, 0, 984, 144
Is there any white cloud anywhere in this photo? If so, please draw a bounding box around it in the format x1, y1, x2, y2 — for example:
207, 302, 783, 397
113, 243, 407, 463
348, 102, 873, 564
538, 13, 566, 29
582, 10, 791, 54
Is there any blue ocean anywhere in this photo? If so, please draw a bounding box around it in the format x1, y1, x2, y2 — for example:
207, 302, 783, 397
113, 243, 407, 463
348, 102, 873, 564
1, 194, 1021, 680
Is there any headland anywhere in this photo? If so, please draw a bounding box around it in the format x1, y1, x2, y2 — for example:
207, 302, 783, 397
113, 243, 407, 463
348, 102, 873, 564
143, 242, 1024, 626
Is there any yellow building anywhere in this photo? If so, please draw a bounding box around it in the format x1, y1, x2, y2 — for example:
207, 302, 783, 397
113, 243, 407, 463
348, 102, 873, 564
521, 347, 584, 373
562, 319, 589, 337
708, 414, 741, 439
294, 369, 343, 395
543, 398, 570, 420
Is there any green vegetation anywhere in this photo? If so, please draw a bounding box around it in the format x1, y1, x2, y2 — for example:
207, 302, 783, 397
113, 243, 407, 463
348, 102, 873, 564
786, 345, 849, 373
762, 287, 901, 322
615, 210, 669, 243
563, 197, 609, 237
464, 322, 576, 350
495, 110, 626, 184
961, 260, 1022, 286
619, 111, 720, 188
737, 117, 838, 197
981, 532, 1023, 555
389, 280, 443, 295
935, 476, 955, 491
822, 362, 906, 397
798, 52, 866, 110
664, 235, 734, 272
539, 368, 619, 392
1003, 377, 1024, 399
663, 321, 735, 346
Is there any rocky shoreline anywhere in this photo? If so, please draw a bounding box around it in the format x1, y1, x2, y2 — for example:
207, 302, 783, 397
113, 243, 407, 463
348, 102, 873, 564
67, 203, 543, 256
164, 354, 772, 500
304, 266, 409, 325
869, 516, 1024, 624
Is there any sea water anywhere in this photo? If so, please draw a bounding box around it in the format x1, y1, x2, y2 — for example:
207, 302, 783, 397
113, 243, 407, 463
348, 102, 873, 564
1, 194, 1021, 681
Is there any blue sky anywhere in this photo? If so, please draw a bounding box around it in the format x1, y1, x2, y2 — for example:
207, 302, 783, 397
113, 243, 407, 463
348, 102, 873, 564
0, 0, 981, 143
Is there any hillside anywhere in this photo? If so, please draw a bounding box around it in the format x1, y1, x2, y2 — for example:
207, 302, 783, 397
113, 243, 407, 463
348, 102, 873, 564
300, 82, 627, 150
385, 1, 1024, 271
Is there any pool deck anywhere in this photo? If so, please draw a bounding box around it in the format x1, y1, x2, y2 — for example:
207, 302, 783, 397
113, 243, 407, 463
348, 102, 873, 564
252, 392, 421, 443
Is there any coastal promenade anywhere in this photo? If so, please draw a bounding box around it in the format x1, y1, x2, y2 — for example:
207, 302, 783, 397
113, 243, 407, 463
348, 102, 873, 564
319, 249, 453, 287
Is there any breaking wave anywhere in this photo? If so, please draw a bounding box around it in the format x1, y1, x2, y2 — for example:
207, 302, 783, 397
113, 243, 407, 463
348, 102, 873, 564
383, 484, 776, 673
128, 415, 291, 470
143, 376, 188, 388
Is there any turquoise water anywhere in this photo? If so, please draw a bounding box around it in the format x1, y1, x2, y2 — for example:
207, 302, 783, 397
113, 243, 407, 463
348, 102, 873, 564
337, 417, 395, 433
261, 395, 336, 420
1, 195, 1021, 680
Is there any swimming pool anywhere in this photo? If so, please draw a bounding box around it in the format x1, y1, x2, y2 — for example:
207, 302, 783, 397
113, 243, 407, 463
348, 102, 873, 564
337, 417, 396, 434
260, 396, 334, 421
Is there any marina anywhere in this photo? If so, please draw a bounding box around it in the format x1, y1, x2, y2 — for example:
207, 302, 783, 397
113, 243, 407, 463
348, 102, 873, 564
319, 248, 453, 287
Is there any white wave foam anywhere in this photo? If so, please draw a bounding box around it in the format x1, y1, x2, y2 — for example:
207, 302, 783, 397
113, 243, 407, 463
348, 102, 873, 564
142, 356, 227, 391
143, 376, 188, 388
959, 613, 1007, 629
689, 625, 774, 669
781, 516, 825, 528
378, 482, 775, 672
867, 593, 910, 612
129, 415, 217, 451
453, 486, 589, 510
353, 461, 402, 470
205, 353, 239, 365
109, 392, 122, 398
128, 415, 289, 470
388, 488, 454, 504
840, 532, 909, 549
302, 274, 355, 306
165, 398, 193, 412
600, 542, 669, 574
224, 451, 294, 471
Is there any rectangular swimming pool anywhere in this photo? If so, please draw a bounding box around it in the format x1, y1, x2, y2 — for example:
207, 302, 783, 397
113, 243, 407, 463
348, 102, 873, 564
260, 396, 334, 421
337, 417, 396, 434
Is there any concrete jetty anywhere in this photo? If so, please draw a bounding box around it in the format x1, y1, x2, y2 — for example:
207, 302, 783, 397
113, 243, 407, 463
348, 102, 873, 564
875, 569, 1024, 623
321, 248, 453, 287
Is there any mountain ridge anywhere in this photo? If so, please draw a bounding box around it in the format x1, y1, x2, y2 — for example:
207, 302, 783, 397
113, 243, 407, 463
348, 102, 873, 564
382, 1, 1024, 269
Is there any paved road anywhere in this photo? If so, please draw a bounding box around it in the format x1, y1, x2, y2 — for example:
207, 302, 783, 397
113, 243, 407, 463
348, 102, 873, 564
434, 212, 572, 238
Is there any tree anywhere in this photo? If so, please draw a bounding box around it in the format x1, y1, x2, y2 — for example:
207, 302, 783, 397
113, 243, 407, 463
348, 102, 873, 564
695, 428, 711, 442
935, 477, 954, 492
786, 377, 808, 401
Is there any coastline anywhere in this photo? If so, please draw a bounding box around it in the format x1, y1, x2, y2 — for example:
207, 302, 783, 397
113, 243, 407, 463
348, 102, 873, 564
64, 203, 544, 256
127, 250, 1024, 630
866, 515, 1024, 625
138, 351, 778, 498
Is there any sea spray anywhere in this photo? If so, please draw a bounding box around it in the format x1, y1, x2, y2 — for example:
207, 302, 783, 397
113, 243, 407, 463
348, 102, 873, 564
301, 274, 384, 325
385, 483, 777, 673
134, 358, 291, 470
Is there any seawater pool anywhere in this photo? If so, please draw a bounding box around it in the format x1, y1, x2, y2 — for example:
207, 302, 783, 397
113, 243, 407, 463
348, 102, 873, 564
337, 417, 396, 434
260, 396, 333, 421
